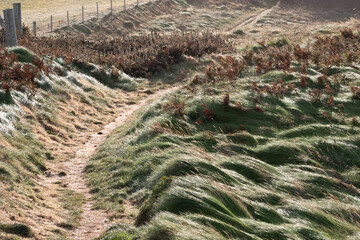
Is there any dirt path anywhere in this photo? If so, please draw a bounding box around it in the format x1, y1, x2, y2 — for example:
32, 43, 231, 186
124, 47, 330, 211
227, 1, 280, 33
38, 86, 178, 240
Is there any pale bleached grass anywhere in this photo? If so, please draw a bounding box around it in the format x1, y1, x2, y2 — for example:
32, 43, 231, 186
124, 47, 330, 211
0, 0, 138, 31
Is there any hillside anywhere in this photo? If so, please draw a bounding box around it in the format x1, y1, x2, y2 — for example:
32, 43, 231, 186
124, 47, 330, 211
280, 0, 360, 20
281, 0, 360, 8
89, 31, 360, 240
0, 0, 360, 239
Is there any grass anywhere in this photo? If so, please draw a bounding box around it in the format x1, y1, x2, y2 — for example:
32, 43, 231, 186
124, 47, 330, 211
1, 8, 359, 238
57, 190, 85, 230
0, 0, 139, 27
0, 223, 32, 237
0, 125, 48, 183
71, 60, 140, 91
87, 36, 360, 239
0, 47, 129, 238
8, 47, 37, 63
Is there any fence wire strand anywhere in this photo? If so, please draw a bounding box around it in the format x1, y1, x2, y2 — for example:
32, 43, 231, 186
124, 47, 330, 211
1, 0, 148, 35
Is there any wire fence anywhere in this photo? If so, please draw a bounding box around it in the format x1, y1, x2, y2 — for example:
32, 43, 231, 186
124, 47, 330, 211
2, 0, 154, 36
34, 0, 150, 35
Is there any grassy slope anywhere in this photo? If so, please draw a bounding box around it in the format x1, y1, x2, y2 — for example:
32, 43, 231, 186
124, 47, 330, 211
0, 0, 273, 236
57, 0, 276, 39
0, 47, 141, 239
88, 41, 360, 239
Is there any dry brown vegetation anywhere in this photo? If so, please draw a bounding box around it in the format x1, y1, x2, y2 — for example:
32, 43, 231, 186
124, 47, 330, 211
0, 28, 233, 78
196, 28, 360, 112
0, 48, 48, 95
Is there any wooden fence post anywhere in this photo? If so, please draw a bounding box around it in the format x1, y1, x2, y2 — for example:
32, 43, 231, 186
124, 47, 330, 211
67, 11, 69, 27
137, 0, 139, 6
96, 2, 99, 19
13, 3, 22, 34
13, 3, 21, 34
82, 6, 84, 23
0, 15, 4, 28
124, 0, 126, 10
111, 0, 113, 14
3, 9, 18, 47
33, 21, 36, 37
50, 15, 53, 32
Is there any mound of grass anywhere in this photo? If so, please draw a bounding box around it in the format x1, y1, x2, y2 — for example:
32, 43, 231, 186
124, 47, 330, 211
56, 190, 85, 230
8, 47, 37, 63
0, 128, 48, 183
72, 60, 139, 91
73, 24, 92, 35
0, 161, 17, 180
0, 223, 32, 237
0, 90, 14, 104
268, 37, 289, 48
233, 29, 245, 36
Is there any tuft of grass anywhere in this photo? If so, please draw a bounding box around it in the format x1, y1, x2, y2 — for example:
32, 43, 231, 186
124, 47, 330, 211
72, 60, 139, 91
268, 37, 289, 48
57, 190, 85, 230
0, 90, 14, 104
8, 47, 36, 63
233, 29, 245, 36
0, 223, 33, 237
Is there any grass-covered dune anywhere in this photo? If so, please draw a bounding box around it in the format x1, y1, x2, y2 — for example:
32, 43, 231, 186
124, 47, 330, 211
87, 34, 360, 239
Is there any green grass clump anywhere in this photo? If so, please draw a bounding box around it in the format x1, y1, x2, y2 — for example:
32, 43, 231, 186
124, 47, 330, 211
0, 90, 14, 104
56, 190, 85, 230
99, 224, 137, 240
0, 223, 33, 237
0, 127, 49, 183
8, 47, 36, 63
0, 161, 17, 180
72, 60, 139, 91
268, 37, 289, 48
342, 167, 360, 187
233, 29, 245, 36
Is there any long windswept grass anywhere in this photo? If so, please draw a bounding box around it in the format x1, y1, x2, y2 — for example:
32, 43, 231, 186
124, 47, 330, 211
89, 31, 360, 239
